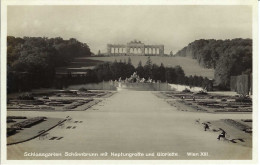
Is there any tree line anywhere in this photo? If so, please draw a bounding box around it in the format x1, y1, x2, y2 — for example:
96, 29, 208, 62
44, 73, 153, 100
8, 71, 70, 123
59, 57, 212, 90
174, 38, 252, 89
7, 36, 92, 93
7, 36, 212, 93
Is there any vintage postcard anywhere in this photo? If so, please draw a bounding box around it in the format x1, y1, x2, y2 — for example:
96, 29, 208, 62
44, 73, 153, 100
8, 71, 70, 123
1, 0, 258, 164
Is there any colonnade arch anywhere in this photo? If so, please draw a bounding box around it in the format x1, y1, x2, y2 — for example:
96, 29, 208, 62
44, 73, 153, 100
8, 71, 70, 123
107, 40, 164, 56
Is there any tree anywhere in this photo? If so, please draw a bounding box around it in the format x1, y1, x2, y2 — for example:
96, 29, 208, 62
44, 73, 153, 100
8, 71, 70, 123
145, 56, 152, 67
7, 36, 92, 92
174, 65, 185, 84
136, 61, 145, 78
127, 57, 132, 65
159, 63, 166, 82
151, 64, 160, 81
144, 56, 152, 79
137, 61, 142, 68
174, 38, 252, 89
170, 51, 173, 56
165, 68, 176, 83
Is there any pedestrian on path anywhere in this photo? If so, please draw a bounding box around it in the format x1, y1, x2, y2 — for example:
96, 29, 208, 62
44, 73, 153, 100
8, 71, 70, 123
203, 123, 209, 131
217, 128, 226, 140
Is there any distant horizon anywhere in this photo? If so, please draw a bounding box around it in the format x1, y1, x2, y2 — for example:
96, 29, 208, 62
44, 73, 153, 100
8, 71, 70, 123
8, 6, 252, 54
7, 35, 252, 55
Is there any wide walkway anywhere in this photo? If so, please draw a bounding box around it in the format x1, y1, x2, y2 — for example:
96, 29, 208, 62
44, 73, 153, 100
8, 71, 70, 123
7, 90, 252, 160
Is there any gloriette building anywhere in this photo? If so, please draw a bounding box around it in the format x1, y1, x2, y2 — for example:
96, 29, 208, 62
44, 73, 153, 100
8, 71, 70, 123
107, 40, 164, 56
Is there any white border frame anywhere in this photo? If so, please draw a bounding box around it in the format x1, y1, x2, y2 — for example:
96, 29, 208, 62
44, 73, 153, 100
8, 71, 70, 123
1, 0, 258, 165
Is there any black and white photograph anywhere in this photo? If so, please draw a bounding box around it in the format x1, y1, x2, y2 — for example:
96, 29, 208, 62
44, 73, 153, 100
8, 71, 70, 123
1, 0, 258, 164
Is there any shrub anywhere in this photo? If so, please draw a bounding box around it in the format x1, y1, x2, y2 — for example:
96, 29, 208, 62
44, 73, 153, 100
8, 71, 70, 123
17, 93, 34, 100
182, 88, 191, 93
79, 87, 89, 92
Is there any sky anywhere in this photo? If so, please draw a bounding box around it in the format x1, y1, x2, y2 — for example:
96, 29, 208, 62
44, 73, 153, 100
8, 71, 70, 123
7, 5, 252, 54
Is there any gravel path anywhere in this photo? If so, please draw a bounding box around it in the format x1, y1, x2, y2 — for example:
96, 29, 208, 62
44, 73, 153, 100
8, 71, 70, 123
7, 89, 252, 160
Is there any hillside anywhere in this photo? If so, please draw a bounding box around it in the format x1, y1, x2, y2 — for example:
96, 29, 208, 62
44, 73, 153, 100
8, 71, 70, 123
174, 38, 252, 89
64, 56, 214, 79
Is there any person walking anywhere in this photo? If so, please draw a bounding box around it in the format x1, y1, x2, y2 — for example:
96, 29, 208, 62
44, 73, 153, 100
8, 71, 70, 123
203, 123, 209, 131
217, 128, 226, 140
